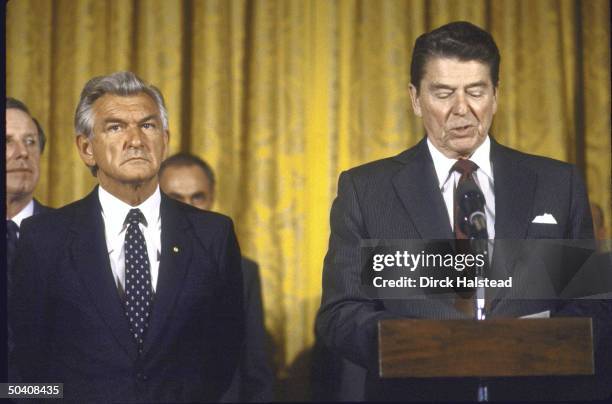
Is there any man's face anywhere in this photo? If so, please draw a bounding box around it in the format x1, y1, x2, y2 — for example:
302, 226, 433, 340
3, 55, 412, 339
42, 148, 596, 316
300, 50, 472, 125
159, 165, 214, 210
409, 57, 497, 159
76, 93, 168, 193
6, 108, 41, 199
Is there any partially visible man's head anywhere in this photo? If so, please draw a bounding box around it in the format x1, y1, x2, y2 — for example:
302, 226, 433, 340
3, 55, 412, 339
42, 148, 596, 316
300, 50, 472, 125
6, 97, 45, 201
74, 72, 169, 195
409, 21, 500, 159
159, 153, 216, 210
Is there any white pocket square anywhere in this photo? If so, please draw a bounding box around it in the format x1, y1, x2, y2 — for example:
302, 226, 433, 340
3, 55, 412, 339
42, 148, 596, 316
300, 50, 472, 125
532, 213, 557, 224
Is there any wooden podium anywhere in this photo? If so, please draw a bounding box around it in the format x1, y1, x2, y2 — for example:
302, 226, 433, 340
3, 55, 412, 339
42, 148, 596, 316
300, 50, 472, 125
378, 318, 594, 378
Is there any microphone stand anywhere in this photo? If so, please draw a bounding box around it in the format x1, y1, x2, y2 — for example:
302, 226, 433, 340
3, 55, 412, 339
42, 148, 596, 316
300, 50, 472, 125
471, 230, 489, 402
459, 185, 490, 402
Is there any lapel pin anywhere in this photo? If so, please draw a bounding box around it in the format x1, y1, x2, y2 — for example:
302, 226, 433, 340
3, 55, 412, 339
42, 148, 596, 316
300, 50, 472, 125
172, 246, 180, 253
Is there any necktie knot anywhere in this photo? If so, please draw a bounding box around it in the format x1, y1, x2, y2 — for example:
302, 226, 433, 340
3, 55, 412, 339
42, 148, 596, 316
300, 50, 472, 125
452, 159, 479, 178
125, 208, 146, 227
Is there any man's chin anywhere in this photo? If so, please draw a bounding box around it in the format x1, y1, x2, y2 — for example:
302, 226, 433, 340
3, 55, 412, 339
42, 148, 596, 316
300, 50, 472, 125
6, 178, 35, 195
448, 136, 484, 157
6, 186, 35, 202
121, 173, 158, 187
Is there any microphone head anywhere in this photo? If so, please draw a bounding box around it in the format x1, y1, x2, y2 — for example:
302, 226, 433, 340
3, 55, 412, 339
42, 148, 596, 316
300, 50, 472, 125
457, 180, 487, 238
469, 211, 487, 233
458, 188, 485, 215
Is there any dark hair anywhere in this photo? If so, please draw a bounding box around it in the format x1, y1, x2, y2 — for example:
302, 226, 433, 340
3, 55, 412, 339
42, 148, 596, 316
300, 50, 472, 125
6, 97, 47, 153
410, 21, 500, 90
159, 153, 216, 191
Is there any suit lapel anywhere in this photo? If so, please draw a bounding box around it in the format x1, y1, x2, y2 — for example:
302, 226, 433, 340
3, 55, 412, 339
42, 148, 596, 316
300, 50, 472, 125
69, 188, 138, 360
141, 195, 192, 356
391, 138, 454, 240
488, 140, 537, 306
491, 140, 537, 240
33, 199, 51, 215
33, 199, 42, 215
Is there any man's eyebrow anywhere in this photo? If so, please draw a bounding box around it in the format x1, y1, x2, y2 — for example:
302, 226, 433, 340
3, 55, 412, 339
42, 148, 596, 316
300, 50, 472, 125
465, 81, 489, 89
428, 82, 455, 91
102, 117, 127, 126
428, 81, 490, 91
101, 114, 160, 126
139, 114, 160, 124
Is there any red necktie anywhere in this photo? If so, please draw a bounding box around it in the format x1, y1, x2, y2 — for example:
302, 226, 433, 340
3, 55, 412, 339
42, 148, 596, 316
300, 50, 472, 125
451, 159, 480, 312
452, 158, 480, 239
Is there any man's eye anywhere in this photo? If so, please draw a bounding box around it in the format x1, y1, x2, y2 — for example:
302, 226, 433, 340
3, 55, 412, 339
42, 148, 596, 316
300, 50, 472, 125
25, 137, 37, 146
107, 124, 122, 132
435, 92, 452, 99
468, 91, 484, 98
142, 123, 156, 130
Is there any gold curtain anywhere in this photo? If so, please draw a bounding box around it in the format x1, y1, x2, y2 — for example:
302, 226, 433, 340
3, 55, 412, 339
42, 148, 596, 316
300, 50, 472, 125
7, 0, 611, 376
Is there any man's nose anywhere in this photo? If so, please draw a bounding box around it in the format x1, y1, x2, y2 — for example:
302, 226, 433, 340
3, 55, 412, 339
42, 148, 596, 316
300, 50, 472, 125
126, 126, 145, 147
451, 93, 469, 116
13, 139, 30, 158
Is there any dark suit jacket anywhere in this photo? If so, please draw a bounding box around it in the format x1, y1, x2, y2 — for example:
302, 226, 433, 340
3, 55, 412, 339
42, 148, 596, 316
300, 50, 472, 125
32, 198, 52, 216
7, 198, 52, 280
315, 137, 611, 401
222, 257, 275, 402
9, 188, 244, 402
6, 199, 53, 384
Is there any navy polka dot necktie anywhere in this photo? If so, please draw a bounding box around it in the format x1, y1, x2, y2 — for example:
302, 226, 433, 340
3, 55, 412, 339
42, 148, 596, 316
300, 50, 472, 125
124, 208, 154, 354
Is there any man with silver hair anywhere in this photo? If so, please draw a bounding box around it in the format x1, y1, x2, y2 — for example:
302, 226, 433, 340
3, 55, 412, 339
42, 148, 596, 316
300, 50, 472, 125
9, 71, 245, 402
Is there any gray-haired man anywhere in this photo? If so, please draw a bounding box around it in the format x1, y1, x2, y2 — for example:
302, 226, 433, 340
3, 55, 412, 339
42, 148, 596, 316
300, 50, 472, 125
9, 71, 244, 402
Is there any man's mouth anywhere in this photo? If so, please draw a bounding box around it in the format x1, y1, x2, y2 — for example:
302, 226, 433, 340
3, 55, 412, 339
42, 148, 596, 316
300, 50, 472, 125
123, 157, 149, 163
7, 168, 31, 173
449, 125, 475, 135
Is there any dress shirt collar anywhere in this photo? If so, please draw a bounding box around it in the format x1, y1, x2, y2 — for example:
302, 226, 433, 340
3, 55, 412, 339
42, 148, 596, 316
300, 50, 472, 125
427, 135, 493, 188
10, 199, 35, 227
98, 185, 161, 238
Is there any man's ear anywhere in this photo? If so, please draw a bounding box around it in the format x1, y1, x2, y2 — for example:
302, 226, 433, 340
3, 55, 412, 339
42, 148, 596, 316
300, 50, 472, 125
409, 84, 422, 117
492, 85, 499, 114
76, 134, 96, 169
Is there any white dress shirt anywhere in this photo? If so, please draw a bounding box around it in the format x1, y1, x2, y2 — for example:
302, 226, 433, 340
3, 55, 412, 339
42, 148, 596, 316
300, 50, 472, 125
98, 186, 162, 294
9, 199, 35, 239
10, 199, 35, 228
427, 135, 496, 239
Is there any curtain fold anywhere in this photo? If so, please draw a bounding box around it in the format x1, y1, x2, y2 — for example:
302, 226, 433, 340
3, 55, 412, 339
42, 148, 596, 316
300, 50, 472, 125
7, 0, 610, 374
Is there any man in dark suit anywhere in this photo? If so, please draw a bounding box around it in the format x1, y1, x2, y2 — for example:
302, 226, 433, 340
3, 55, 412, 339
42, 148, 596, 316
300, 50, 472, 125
159, 153, 275, 402
9, 72, 244, 402
315, 21, 611, 401
6, 97, 52, 263
6, 97, 53, 382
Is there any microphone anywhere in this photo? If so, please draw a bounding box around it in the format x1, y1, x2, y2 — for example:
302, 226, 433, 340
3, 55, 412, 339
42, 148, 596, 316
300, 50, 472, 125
457, 180, 487, 239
